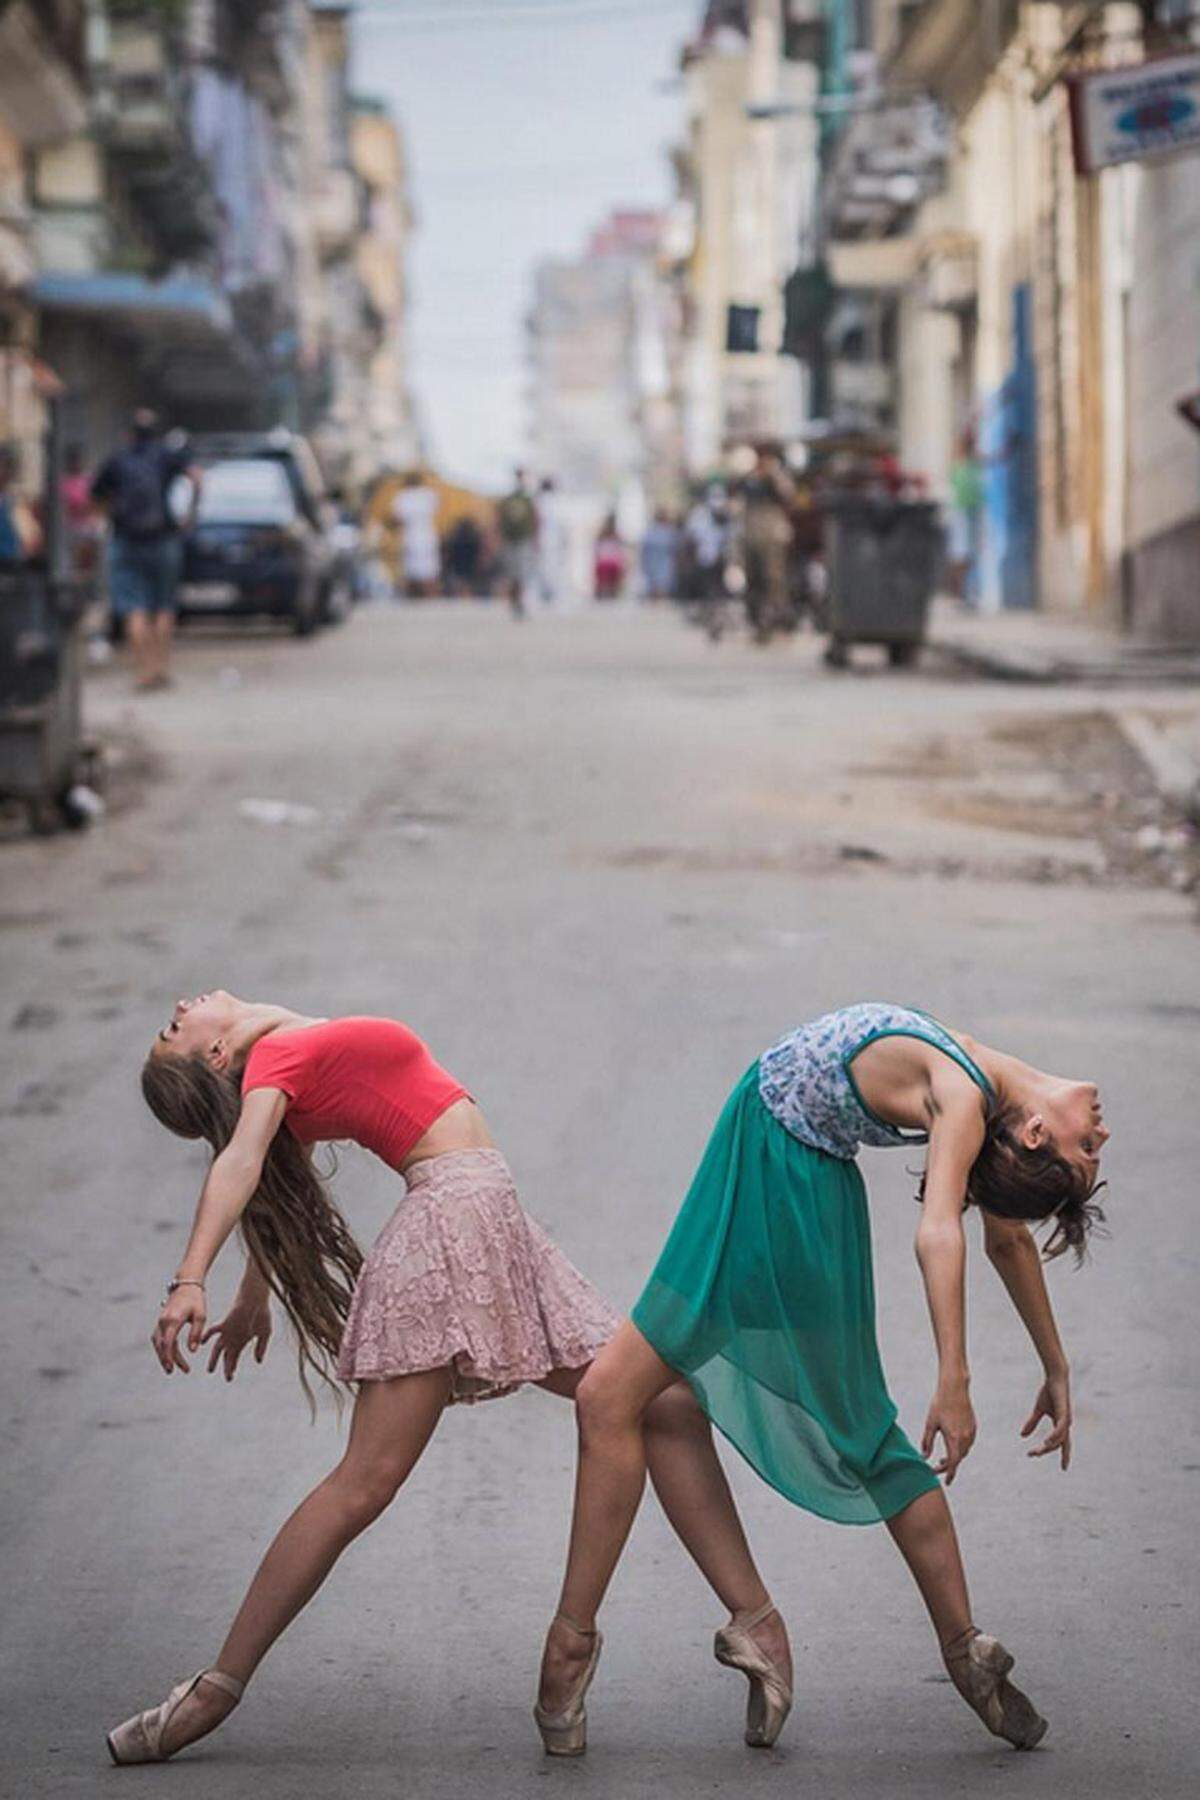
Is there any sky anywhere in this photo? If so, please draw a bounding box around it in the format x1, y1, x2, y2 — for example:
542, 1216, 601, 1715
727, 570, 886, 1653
352, 0, 699, 493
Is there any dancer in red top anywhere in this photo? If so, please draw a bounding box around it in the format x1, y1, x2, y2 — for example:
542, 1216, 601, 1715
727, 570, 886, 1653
107, 991, 789, 1765
240, 1016, 470, 1166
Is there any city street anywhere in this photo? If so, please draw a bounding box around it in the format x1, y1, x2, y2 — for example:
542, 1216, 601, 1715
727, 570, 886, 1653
2, 603, 1197, 1800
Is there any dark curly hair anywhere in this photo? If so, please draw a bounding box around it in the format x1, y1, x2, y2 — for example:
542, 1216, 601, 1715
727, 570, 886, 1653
919, 1098, 1106, 1264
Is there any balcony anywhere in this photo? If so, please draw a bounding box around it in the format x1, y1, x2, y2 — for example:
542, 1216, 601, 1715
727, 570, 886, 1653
99, 17, 219, 261
832, 357, 895, 418
30, 207, 111, 280
827, 237, 919, 290
0, 211, 36, 293
823, 92, 951, 241
918, 232, 978, 312
106, 17, 176, 150
886, 0, 1021, 116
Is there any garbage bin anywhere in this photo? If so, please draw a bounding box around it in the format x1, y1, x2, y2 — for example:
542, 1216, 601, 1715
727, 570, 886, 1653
0, 568, 88, 831
822, 496, 944, 669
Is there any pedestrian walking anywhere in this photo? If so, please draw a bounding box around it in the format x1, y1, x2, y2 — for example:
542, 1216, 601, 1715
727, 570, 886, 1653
535, 476, 569, 606
392, 470, 440, 597
90, 410, 195, 690
538, 1002, 1108, 1756
640, 508, 681, 600
108, 994, 788, 1765
740, 443, 796, 643
683, 483, 729, 598
592, 513, 626, 600
61, 443, 102, 578
496, 468, 538, 617
947, 430, 985, 604
442, 512, 485, 597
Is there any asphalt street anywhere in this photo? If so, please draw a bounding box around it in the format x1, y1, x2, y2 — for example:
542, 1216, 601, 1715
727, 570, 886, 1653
2, 602, 1197, 1799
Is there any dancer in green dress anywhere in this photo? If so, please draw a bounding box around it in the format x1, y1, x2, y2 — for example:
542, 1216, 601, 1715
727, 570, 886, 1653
536, 1004, 1107, 1757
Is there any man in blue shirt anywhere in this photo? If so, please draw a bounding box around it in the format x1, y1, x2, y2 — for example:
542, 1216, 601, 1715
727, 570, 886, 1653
92, 409, 196, 689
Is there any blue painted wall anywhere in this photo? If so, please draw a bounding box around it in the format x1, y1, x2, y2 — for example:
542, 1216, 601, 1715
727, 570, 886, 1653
979, 283, 1039, 610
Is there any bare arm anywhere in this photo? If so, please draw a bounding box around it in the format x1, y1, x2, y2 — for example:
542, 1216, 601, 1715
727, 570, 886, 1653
983, 1213, 1073, 1469
914, 1096, 985, 1481
151, 1087, 287, 1374
199, 1132, 321, 1379
173, 1087, 286, 1280
982, 1214, 1067, 1375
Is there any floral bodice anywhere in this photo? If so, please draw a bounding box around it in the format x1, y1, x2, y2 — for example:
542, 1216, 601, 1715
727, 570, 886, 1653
757, 1003, 993, 1161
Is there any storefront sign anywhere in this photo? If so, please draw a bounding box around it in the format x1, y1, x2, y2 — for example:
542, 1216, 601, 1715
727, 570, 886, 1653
1068, 52, 1200, 174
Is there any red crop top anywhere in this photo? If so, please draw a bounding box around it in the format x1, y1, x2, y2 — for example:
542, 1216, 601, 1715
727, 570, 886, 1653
241, 1017, 469, 1170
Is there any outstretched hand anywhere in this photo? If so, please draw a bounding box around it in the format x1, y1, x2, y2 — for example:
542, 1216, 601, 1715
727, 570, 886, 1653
201, 1301, 272, 1382
1021, 1371, 1072, 1470
922, 1382, 977, 1484
152, 1287, 207, 1374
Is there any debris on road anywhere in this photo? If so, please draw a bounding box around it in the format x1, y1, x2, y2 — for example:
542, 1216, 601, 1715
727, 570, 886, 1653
237, 797, 321, 828
63, 784, 106, 826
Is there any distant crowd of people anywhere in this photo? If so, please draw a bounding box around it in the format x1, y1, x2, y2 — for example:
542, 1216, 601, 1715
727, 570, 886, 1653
3, 421, 977, 690
392, 468, 569, 614
387, 450, 816, 624
629, 443, 820, 641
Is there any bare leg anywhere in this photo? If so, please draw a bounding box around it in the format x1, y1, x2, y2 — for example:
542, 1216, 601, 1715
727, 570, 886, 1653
157, 1366, 450, 1755
640, 1377, 792, 1685
538, 1324, 789, 1713
885, 1486, 973, 1649
151, 610, 175, 683
539, 1364, 776, 1619
888, 1486, 1047, 1746
126, 609, 154, 686
643, 1382, 768, 1611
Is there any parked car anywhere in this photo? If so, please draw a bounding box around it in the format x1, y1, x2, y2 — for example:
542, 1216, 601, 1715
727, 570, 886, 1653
173, 432, 348, 635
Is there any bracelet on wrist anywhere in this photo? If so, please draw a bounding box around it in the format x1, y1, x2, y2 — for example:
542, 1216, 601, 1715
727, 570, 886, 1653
166, 1277, 206, 1295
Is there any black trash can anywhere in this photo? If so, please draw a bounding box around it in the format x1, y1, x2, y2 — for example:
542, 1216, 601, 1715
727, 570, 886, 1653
0, 568, 88, 831
822, 496, 944, 668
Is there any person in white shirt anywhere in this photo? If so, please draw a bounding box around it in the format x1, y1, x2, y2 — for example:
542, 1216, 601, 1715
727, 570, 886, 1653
392, 472, 440, 597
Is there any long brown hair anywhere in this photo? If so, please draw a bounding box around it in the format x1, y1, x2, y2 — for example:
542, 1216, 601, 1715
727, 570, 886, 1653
141, 1051, 363, 1409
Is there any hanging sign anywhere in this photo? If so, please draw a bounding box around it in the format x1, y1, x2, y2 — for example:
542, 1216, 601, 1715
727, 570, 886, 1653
1067, 51, 1200, 174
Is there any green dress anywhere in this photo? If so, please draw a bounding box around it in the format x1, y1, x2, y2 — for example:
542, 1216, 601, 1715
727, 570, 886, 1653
632, 1004, 994, 1525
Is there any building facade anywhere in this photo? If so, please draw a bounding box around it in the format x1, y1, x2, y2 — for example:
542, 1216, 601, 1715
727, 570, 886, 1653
0, 1, 89, 487
672, 0, 819, 471
350, 97, 420, 481
811, 0, 1200, 638
1, 0, 414, 497
527, 209, 679, 527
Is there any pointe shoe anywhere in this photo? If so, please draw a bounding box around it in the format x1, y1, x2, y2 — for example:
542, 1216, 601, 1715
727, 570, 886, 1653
106, 1667, 244, 1765
713, 1599, 792, 1749
534, 1613, 603, 1757
943, 1628, 1047, 1750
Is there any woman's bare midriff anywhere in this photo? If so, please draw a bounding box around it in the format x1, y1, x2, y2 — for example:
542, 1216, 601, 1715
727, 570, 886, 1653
399, 1096, 495, 1173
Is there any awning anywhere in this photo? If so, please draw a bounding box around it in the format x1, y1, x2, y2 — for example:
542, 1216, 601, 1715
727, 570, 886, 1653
27, 272, 233, 341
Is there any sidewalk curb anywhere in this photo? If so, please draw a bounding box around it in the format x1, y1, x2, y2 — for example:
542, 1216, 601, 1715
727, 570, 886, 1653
928, 639, 1062, 683
928, 635, 1200, 687
1112, 709, 1200, 824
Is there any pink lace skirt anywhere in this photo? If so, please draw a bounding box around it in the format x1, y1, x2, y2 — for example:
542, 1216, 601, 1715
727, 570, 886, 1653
335, 1148, 621, 1403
